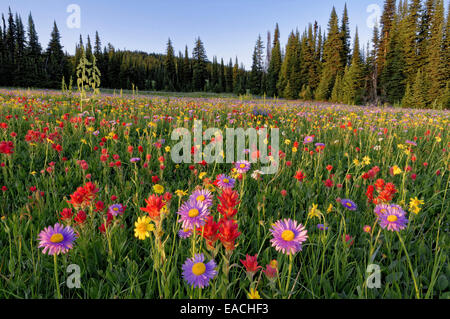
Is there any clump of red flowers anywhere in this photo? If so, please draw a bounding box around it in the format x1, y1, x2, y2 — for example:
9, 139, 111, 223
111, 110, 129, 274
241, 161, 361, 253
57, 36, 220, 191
67, 182, 99, 210
366, 178, 397, 204
0, 141, 14, 154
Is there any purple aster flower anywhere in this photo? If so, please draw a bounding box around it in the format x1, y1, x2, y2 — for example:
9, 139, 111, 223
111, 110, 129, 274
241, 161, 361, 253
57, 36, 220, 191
303, 136, 314, 144
178, 228, 193, 239
317, 224, 328, 230
108, 203, 125, 216
405, 140, 417, 146
377, 205, 408, 231
130, 157, 141, 163
182, 254, 217, 288
341, 199, 357, 211
189, 189, 213, 208
235, 160, 251, 174
315, 142, 325, 147
38, 223, 77, 255
215, 174, 235, 189
374, 203, 391, 217
269, 219, 308, 255
177, 199, 210, 229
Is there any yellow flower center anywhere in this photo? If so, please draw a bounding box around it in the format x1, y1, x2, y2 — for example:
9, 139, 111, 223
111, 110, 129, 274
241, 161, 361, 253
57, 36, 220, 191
188, 209, 199, 218
381, 209, 387, 214
281, 230, 295, 241
240, 163, 246, 168
346, 202, 352, 207
192, 262, 206, 276
50, 233, 64, 243
137, 223, 148, 233
387, 215, 398, 222
113, 207, 119, 211
196, 195, 205, 202
223, 178, 229, 184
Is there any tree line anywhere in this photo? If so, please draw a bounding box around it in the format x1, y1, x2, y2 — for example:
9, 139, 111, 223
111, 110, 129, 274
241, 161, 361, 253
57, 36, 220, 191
0, 1, 449, 109
256, 0, 449, 109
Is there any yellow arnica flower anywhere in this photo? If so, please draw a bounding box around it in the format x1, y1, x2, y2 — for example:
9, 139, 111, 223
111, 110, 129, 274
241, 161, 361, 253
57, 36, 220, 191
175, 189, 188, 197
247, 288, 261, 299
134, 216, 154, 240
308, 203, 323, 219
153, 184, 164, 194
392, 165, 402, 175
199, 172, 207, 180
327, 204, 333, 214
409, 197, 424, 215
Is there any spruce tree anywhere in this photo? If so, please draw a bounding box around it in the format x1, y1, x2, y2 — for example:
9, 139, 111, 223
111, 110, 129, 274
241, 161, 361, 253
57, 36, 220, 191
267, 23, 282, 97
377, 0, 397, 79
164, 38, 176, 91
250, 34, 264, 95
45, 21, 66, 88
381, 15, 406, 104
278, 31, 302, 99
340, 4, 350, 67
26, 13, 42, 87
425, 0, 445, 105
315, 7, 344, 100
192, 37, 208, 91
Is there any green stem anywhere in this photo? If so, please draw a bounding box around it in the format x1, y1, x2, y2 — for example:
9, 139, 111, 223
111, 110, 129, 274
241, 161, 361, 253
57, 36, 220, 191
397, 232, 420, 299
54, 254, 61, 299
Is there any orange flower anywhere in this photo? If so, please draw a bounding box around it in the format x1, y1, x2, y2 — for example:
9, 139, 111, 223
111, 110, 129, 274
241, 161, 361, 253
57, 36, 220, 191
140, 194, 165, 221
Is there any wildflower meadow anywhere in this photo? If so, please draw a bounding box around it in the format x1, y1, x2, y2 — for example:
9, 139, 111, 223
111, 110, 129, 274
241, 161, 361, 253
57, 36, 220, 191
0, 88, 448, 299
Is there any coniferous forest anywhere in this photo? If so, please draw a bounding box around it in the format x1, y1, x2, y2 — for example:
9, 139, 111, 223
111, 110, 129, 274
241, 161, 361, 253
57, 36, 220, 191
0, 0, 449, 109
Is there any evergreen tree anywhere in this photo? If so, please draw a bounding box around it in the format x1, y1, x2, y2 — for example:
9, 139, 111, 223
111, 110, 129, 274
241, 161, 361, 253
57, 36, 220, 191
403, 0, 422, 84
192, 37, 208, 91
250, 34, 264, 95
45, 21, 67, 88
226, 58, 233, 93
340, 3, 351, 67
425, 0, 445, 105
377, 0, 397, 78
315, 7, 344, 100
342, 28, 364, 104
26, 13, 42, 87
164, 38, 176, 91
381, 15, 406, 104
267, 23, 282, 97
278, 31, 302, 99
182, 46, 192, 91
411, 68, 427, 108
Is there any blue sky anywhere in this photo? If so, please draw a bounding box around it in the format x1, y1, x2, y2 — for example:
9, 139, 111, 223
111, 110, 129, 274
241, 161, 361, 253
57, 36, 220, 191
1, 0, 385, 69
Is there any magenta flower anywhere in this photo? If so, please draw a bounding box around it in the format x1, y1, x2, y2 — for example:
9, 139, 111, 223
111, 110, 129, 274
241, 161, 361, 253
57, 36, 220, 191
38, 223, 77, 255
269, 219, 308, 255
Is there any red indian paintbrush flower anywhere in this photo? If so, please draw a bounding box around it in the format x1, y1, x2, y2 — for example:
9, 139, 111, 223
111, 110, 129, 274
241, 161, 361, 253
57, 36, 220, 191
218, 218, 240, 251
198, 215, 219, 250
217, 188, 240, 220
240, 254, 262, 274
140, 194, 165, 222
